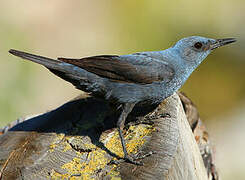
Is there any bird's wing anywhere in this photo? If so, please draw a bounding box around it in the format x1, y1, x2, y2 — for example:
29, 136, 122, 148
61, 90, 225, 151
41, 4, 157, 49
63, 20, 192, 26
58, 54, 174, 84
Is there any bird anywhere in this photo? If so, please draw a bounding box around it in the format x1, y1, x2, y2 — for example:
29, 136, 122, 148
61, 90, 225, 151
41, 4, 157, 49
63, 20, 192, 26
9, 36, 236, 165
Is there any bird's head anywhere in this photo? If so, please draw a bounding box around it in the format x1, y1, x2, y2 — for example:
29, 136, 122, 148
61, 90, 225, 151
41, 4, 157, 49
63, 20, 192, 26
172, 36, 236, 68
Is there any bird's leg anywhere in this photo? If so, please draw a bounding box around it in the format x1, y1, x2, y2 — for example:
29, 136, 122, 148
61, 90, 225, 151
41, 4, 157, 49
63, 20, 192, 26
117, 102, 144, 165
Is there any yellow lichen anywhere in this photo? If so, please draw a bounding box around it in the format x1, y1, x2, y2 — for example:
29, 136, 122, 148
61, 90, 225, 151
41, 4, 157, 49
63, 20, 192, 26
52, 124, 155, 179
50, 169, 70, 179
125, 125, 154, 154
80, 142, 97, 151
104, 131, 124, 157
49, 133, 65, 152
111, 177, 121, 180
106, 164, 121, 179
49, 144, 57, 153
60, 150, 110, 179
104, 124, 155, 157
63, 142, 72, 152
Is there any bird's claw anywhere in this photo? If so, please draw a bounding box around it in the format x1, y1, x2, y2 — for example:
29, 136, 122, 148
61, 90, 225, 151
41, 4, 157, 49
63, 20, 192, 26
109, 156, 143, 166
135, 150, 156, 160
129, 118, 154, 126
108, 159, 124, 165
124, 155, 144, 165
108, 151, 156, 166
128, 113, 171, 128
159, 113, 171, 118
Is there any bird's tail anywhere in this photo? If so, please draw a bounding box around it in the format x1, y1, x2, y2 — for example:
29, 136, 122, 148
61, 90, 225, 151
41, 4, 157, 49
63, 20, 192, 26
9, 49, 62, 69
9, 49, 106, 96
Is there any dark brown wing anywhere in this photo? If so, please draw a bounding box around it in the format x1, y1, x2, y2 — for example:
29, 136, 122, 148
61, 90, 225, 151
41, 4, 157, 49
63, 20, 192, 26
58, 55, 174, 84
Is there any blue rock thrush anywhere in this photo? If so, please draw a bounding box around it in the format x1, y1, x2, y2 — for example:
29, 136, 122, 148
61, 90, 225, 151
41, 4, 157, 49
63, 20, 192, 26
9, 36, 236, 165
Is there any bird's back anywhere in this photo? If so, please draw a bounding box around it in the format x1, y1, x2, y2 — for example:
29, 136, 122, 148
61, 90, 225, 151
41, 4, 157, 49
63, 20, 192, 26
8, 49, 180, 105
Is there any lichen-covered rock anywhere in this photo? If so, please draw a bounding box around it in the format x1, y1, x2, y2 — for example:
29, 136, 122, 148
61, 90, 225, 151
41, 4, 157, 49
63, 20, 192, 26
0, 93, 211, 180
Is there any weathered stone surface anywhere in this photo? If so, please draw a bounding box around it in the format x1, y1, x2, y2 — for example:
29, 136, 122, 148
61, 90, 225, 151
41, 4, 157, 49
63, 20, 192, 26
0, 93, 209, 180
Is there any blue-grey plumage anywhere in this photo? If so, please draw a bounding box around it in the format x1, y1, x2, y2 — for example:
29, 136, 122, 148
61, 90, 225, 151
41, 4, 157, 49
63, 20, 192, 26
9, 36, 236, 165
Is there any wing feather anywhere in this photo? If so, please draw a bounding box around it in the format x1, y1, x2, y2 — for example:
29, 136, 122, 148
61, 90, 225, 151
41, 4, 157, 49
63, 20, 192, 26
58, 54, 174, 84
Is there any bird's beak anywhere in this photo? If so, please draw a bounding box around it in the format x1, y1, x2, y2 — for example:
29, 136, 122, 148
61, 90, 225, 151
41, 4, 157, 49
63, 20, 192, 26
210, 38, 236, 50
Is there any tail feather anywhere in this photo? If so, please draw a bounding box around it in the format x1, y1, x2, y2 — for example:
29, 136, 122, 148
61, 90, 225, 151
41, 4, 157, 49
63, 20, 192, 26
9, 49, 106, 96
9, 49, 61, 69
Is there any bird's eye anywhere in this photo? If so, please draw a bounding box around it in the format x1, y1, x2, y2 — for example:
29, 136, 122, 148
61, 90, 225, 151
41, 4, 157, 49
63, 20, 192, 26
194, 42, 203, 49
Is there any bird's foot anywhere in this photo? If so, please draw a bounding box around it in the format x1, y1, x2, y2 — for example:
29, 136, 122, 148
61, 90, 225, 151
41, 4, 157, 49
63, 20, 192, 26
134, 150, 156, 160
129, 117, 154, 126
146, 112, 171, 120
159, 113, 171, 118
130, 113, 171, 127
109, 156, 143, 166
124, 155, 144, 165
109, 151, 156, 166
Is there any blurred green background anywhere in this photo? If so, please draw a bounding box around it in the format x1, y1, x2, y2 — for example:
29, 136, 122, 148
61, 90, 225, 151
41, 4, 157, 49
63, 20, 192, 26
0, 0, 244, 179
